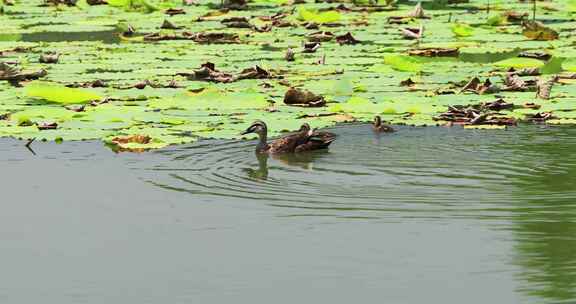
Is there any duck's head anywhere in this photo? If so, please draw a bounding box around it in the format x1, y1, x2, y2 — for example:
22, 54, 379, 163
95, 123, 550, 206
373, 115, 382, 127
299, 123, 311, 132
241, 120, 267, 136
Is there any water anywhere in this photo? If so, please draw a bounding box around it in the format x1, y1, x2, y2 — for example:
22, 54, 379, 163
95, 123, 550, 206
1, 124, 576, 304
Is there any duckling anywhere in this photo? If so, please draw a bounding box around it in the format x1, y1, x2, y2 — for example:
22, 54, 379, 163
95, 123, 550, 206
241, 120, 336, 154
372, 115, 395, 133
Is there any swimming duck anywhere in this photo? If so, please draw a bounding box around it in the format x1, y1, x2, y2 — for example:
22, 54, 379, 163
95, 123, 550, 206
241, 120, 336, 154
372, 116, 395, 133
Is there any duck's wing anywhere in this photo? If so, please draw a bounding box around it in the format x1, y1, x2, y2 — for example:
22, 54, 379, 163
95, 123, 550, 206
268, 131, 310, 153
294, 131, 336, 152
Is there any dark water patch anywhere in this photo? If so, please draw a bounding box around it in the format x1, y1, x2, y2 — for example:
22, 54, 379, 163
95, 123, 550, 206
17, 30, 120, 44
20, 22, 69, 30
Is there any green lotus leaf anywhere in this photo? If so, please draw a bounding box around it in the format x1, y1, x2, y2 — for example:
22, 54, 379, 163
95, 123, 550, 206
383, 54, 422, 72
451, 23, 474, 37
25, 82, 103, 104
494, 57, 545, 69
297, 7, 341, 24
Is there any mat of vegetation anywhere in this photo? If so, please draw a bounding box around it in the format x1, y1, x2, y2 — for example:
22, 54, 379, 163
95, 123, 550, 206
1, 0, 576, 150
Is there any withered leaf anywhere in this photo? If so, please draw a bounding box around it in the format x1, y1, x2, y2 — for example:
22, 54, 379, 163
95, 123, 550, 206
284, 87, 325, 107
522, 21, 559, 41
160, 19, 183, 30
39, 53, 60, 64
460, 77, 499, 95
37, 121, 58, 130
408, 48, 459, 57
308, 31, 334, 42
165, 8, 186, 16
536, 76, 558, 99
285, 48, 295, 61
400, 25, 423, 40
112, 135, 151, 145
303, 42, 321, 53
335, 32, 360, 45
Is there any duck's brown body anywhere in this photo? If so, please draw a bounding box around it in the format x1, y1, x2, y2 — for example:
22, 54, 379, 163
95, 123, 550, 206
372, 116, 395, 133
242, 121, 336, 154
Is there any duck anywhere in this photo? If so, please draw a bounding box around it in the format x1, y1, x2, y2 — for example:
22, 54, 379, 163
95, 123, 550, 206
241, 120, 336, 154
372, 115, 395, 133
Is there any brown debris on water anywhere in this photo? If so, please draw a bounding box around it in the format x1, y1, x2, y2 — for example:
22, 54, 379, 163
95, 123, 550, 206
400, 25, 423, 40
408, 47, 459, 57
143, 31, 240, 44
518, 50, 551, 61
523, 102, 541, 110
191, 32, 240, 44
408, 2, 427, 18
112, 135, 151, 145
165, 8, 186, 16
460, 77, 499, 95
39, 53, 60, 64
285, 48, 295, 61
526, 112, 553, 123
536, 75, 559, 100
508, 67, 541, 77
522, 20, 559, 41
284, 87, 325, 107
335, 32, 360, 45
436, 99, 516, 126
36, 121, 58, 130
388, 2, 429, 23
160, 19, 183, 30
222, 0, 246, 10
502, 73, 537, 92
237, 65, 270, 80
304, 22, 320, 30
177, 62, 272, 83
483, 98, 514, 111
503, 10, 528, 23
109, 135, 153, 153
143, 33, 187, 41
308, 31, 334, 42
66, 79, 107, 88
400, 78, 415, 86
303, 42, 321, 53
0, 62, 47, 85
65, 104, 85, 112
259, 12, 293, 27
221, 16, 252, 28
42, 0, 77, 6
86, 0, 107, 5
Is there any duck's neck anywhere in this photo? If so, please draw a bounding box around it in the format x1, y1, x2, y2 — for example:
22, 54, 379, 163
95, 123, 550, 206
255, 131, 268, 153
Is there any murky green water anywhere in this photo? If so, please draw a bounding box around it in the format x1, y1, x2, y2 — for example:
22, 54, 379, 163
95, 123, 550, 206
1, 125, 576, 303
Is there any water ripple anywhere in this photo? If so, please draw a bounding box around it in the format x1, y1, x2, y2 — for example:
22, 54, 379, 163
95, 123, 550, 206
127, 125, 576, 221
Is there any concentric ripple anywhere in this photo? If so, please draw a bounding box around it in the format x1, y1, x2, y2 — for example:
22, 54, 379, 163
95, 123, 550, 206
127, 124, 576, 220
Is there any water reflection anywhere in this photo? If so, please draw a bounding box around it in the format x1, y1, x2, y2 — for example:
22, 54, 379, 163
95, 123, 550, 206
116, 125, 576, 302
242, 151, 330, 181
137, 126, 516, 218
243, 153, 269, 180
505, 129, 576, 303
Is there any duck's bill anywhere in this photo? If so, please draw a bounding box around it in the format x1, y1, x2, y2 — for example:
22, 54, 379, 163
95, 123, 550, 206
240, 129, 251, 135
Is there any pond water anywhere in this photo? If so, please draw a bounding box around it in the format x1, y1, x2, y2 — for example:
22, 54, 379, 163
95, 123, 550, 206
1, 124, 576, 304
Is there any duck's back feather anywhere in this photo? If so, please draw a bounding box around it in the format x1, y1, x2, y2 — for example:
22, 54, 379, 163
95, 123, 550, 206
294, 131, 336, 152
268, 131, 310, 153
